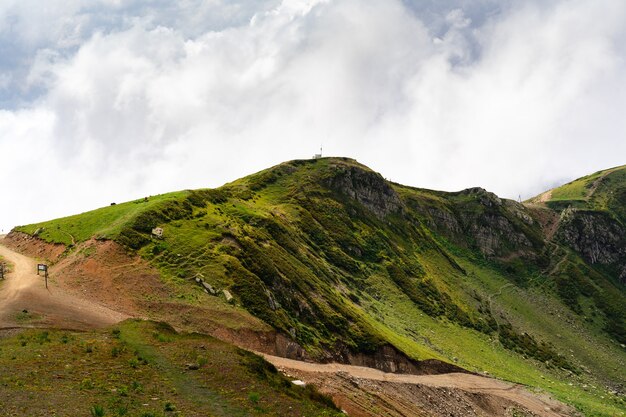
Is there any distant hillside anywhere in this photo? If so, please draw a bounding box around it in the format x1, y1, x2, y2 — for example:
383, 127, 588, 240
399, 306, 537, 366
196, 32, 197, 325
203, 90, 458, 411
13, 157, 626, 416
528, 164, 626, 283
528, 164, 626, 216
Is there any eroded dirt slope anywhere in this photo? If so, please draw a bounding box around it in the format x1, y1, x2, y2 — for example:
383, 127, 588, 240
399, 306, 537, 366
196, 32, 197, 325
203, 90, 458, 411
263, 354, 577, 417
2, 232, 276, 344
0, 241, 127, 330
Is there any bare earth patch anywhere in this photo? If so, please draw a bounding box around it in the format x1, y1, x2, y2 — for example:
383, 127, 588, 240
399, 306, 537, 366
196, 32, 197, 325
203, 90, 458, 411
0, 241, 127, 330
262, 354, 577, 417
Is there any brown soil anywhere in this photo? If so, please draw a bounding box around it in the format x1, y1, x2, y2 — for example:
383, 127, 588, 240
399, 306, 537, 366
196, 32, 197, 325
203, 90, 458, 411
3, 231, 66, 263
263, 354, 578, 417
525, 206, 561, 241
3, 234, 275, 342
538, 190, 552, 203
0, 240, 127, 330
50, 238, 168, 317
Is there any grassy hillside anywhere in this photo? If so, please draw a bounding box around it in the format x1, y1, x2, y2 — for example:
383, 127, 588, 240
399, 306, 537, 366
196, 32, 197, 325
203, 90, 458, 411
529, 164, 626, 217
0, 320, 341, 417
14, 158, 626, 416
17, 191, 189, 246
526, 165, 626, 332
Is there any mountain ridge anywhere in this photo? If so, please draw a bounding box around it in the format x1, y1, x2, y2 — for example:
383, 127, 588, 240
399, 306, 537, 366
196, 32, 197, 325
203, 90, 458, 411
8, 157, 626, 416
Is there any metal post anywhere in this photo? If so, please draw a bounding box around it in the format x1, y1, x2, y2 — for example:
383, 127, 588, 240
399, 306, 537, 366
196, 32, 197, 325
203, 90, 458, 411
45, 270, 48, 289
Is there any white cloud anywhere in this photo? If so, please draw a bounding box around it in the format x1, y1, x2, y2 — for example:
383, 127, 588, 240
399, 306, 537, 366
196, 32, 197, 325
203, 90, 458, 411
1, 0, 626, 230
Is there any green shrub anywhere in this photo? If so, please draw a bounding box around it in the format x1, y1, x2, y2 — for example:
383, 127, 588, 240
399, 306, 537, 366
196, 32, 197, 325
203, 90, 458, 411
81, 378, 95, 390
303, 384, 340, 410
237, 237, 280, 286
230, 264, 277, 327
90, 405, 105, 417
386, 263, 443, 318
497, 323, 575, 372
36, 331, 50, 344
248, 391, 261, 404
241, 351, 278, 380
116, 228, 150, 249
248, 170, 279, 191
117, 385, 128, 397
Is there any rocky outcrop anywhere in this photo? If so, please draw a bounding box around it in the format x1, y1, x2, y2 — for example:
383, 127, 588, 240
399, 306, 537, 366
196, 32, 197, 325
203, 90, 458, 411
460, 214, 532, 257
347, 345, 469, 375
461, 187, 503, 207
426, 207, 462, 234
325, 165, 402, 218
503, 200, 535, 226
428, 188, 539, 258
214, 325, 467, 376
557, 209, 626, 281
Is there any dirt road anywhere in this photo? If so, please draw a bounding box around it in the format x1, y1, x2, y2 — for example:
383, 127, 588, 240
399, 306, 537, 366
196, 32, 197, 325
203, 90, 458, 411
260, 353, 576, 417
0, 239, 127, 330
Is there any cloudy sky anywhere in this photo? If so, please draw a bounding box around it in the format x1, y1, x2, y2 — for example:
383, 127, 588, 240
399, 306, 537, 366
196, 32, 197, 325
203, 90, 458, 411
1, 0, 625, 231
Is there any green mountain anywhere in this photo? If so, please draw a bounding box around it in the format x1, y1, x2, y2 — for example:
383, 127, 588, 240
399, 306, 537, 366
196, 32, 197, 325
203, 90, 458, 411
13, 158, 626, 415
529, 164, 626, 215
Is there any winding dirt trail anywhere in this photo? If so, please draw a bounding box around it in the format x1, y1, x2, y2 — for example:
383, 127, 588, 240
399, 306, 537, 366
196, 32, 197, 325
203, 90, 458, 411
259, 354, 575, 417
0, 239, 128, 330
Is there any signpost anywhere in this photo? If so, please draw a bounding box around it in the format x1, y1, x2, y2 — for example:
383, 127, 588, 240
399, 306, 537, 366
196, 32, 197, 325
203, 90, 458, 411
0, 263, 4, 280
37, 264, 49, 289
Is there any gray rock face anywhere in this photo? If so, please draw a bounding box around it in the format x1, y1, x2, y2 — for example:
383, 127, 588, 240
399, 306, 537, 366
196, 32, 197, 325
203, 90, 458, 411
265, 289, 279, 311
427, 207, 462, 234
346, 344, 468, 375
557, 210, 626, 280
427, 188, 537, 258
503, 200, 534, 225
461, 213, 533, 257
460, 187, 503, 207
202, 281, 216, 295
457, 189, 535, 256
325, 166, 402, 218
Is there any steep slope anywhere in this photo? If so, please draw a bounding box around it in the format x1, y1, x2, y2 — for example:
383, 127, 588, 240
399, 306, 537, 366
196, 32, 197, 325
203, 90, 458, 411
12, 157, 626, 416
526, 165, 626, 345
